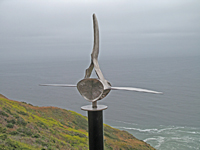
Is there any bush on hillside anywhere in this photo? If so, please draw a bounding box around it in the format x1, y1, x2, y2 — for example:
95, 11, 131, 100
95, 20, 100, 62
0, 110, 9, 117
17, 117, 27, 126
6, 123, 14, 128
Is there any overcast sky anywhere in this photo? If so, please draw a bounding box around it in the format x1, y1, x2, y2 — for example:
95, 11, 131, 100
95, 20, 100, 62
0, 0, 200, 61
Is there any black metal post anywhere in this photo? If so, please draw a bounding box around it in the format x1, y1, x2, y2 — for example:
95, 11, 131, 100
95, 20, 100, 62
81, 104, 107, 150
88, 110, 104, 150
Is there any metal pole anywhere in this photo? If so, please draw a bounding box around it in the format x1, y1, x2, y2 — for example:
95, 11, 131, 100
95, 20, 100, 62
81, 104, 107, 150
88, 110, 103, 150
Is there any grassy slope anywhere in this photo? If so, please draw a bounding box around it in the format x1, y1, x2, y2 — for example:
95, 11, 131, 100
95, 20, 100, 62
0, 94, 155, 150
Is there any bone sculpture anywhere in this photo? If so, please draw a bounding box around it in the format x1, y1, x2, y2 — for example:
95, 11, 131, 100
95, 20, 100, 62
40, 14, 162, 108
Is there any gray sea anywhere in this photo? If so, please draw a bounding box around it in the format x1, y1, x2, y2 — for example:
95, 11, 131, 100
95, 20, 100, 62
0, 56, 199, 150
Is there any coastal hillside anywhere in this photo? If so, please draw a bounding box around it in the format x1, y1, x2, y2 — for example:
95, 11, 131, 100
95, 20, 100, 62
0, 94, 155, 150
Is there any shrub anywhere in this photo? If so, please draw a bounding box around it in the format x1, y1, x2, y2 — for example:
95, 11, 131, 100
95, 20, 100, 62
7, 119, 16, 124
17, 117, 27, 126
9, 131, 19, 135
0, 110, 9, 117
0, 134, 7, 140
33, 133, 40, 138
17, 127, 33, 136
0, 127, 7, 133
5, 139, 20, 149
17, 111, 28, 116
36, 139, 48, 147
28, 103, 33, 106
36, 121, 48, 129
6, 123, 14, 128
13, 113, 19, 118
0, 144, 6, 149
50, 129, 56, 135
3, 107, 12, 115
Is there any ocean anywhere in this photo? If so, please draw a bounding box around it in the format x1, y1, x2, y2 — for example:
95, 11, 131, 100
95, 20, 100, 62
0, 55, 199, 150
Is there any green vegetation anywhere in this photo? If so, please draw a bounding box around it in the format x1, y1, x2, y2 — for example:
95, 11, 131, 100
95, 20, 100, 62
0, 94, 155, 150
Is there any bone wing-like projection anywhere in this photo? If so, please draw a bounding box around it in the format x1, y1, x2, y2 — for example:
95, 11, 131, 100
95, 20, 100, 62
39, 84, 162, 94
111, 87, 162, 94
84, 14, 110, 90
39, 84, 76, 87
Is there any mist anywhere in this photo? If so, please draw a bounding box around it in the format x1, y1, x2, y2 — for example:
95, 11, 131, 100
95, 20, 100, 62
0, 0, 200, 62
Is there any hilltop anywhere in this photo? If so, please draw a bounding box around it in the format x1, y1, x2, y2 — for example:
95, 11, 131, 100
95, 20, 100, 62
0, 94, 155, 150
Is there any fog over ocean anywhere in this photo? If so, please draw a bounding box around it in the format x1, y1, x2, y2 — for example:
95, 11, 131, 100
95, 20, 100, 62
0, 56, 199, 150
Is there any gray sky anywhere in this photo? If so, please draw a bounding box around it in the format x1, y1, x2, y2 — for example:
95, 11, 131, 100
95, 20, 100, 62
0, 0, 200, 61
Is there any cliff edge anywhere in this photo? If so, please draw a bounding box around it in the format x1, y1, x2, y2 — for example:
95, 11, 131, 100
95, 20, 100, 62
0, 94, 155, 150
